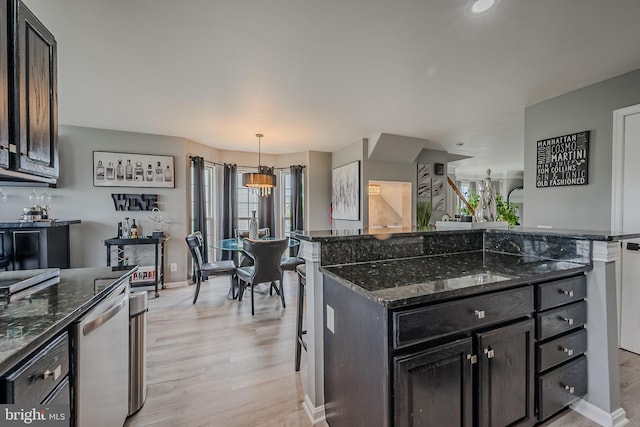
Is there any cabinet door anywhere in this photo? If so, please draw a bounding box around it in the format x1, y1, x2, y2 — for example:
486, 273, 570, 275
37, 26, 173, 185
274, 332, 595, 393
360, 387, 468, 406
12, 230, 41, 270
0, 1, 8, 169
14, 0, 58, 178
477, 319, 535, 427
394, 338, 473, 427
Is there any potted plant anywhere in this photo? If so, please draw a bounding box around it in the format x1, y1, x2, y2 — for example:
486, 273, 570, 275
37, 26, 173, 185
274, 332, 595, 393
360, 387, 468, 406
417, 201, 433, 229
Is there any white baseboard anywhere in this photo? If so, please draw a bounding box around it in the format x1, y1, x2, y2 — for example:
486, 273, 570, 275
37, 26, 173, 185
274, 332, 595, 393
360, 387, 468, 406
571, 399, 629, 427
303, 394, 326, 425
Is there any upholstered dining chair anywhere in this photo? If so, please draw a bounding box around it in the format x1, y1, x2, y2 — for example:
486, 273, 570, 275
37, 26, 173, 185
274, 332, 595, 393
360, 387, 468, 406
185, 232, 236, 304
235, 238, 288, 315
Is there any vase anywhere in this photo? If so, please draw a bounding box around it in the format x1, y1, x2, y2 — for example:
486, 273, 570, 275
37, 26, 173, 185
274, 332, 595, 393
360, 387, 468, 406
249, 210, 259, 239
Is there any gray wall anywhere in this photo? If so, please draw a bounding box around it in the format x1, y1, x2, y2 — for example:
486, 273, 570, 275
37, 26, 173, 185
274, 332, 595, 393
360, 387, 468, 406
0, 125, 190, 282
524, 68, 640, 229
306, 151, 332, 231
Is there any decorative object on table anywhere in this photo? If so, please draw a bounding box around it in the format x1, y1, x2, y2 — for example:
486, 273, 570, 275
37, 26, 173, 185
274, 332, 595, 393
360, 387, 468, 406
130, 219, 138, 238
417, 164, 431, 198
93, 151, 174, 188
242, 134, 277, 197
536, 130, 589, 188
431, 178, 445, 211
148, 207, 169, 237
475, 169, 497, 222
111, 193, 158, 211
249, 210, 259, 239
416, 201, 432, 229
332, 160, 360, 220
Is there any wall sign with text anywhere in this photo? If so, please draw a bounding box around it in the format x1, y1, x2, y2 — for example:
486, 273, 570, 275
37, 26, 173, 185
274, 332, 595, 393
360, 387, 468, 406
536, 130, 589, 188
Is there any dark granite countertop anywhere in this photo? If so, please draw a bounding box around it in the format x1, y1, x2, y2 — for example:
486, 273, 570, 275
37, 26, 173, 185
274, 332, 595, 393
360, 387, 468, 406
294, 226, 640, 242
322, 251, 590, 308
0, 219, 81, 228
0, 266, 136, 376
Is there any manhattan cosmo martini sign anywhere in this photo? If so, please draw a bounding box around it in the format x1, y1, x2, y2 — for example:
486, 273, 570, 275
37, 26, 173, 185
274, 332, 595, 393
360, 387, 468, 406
536, 130, 589, 188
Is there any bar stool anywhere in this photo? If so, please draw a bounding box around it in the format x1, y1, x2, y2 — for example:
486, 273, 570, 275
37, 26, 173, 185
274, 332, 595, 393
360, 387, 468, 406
295, 264, 307, 371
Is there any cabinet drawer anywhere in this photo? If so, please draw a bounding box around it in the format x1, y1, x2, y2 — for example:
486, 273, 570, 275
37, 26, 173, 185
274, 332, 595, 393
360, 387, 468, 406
536, 275, 586, 311
537, 329, 587, 372
2, 332, 69, 404
537, 356, 587, 421
536, 301, 586, 341
42, 376, 69, 406
393, 287, 533, 349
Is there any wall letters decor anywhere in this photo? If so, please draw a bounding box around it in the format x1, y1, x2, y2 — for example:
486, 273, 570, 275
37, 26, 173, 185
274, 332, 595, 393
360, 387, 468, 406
111, 194, 158, 211
536, 130, 589, 188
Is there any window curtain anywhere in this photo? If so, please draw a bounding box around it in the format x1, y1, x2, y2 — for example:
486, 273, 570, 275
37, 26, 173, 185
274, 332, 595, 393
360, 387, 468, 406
222, 163, 237, 261
258, 166, 275, 236
190, 156, 208, 260
290, 165, 304, 233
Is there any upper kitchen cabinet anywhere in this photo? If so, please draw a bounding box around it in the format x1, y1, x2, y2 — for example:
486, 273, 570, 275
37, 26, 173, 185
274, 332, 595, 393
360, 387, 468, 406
0, 2, 9, 170
12, 0, 58, 179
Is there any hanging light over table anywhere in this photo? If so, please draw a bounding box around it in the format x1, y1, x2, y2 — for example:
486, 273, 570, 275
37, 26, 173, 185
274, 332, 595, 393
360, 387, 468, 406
242, 133, 277, 197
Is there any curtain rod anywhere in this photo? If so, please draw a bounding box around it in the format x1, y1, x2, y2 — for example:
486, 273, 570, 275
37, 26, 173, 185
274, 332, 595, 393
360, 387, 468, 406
190, 156, 305, 171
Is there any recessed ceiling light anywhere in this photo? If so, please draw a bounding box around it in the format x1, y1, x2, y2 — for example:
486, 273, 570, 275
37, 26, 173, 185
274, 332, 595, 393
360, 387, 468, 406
471, 0, 496, 14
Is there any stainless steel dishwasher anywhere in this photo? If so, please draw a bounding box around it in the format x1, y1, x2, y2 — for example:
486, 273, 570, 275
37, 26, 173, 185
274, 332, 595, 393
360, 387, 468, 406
74, 279, 129, 427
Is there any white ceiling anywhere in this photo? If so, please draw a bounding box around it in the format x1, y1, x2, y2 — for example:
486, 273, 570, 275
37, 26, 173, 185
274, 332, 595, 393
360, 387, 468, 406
23, 0, 640, 174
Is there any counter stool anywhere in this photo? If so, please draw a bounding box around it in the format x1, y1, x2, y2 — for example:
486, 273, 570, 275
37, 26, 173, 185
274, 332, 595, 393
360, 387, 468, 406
295, 264, 307, 371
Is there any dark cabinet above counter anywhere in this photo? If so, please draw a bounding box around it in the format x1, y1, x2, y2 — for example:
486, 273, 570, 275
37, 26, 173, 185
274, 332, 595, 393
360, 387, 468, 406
0, 0, 58, 186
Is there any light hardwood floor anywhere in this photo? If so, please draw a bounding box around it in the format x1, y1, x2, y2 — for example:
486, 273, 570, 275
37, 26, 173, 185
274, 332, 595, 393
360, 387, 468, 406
126, 273, 640, 427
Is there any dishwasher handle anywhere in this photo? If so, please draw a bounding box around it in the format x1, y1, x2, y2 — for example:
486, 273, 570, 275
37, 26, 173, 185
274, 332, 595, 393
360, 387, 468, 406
83, 291, 129, 336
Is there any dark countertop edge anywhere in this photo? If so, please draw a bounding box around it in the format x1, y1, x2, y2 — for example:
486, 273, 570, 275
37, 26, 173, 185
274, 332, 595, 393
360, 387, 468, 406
292, 228, 483, 242
0, 220, 82, 228
321, 260, 591, 310
0, 267, 136, 377
487, 227, 640, 242
293, 227, 640, 242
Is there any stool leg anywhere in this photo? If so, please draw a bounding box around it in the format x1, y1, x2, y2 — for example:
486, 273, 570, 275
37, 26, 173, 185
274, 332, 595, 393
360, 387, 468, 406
295, 275, 304, 371
251, 282, 255, 315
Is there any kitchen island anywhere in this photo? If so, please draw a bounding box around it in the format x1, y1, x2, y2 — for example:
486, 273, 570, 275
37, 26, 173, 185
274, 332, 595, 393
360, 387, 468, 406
293, 227, 632, 427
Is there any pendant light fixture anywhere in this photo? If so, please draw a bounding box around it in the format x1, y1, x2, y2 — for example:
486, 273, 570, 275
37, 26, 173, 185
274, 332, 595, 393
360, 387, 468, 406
242, 133, 277, 197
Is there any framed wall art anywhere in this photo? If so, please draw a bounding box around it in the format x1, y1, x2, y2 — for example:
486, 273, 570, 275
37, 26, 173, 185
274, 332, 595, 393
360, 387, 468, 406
93, 151, 175, 188
417, 163, 431, 198
332, 161, 360, 220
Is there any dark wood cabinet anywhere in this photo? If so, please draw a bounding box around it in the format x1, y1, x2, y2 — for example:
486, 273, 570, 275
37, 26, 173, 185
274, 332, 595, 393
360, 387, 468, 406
0, 0, 57, 183
13, 0, 58, 179
1, 225, 73, 270
477, 319, 535, 427
394, 338, 474, 427
0, 1, 9, 170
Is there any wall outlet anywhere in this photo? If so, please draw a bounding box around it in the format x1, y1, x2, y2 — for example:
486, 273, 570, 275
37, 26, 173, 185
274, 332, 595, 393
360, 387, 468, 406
170, 263, 178, 272
326, 305, 335, 334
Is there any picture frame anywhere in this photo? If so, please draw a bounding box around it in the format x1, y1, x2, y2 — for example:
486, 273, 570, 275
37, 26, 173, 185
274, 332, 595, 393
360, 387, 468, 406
332, 161, 360, 220
93, 151, 175, 188
417, 164, 431, 198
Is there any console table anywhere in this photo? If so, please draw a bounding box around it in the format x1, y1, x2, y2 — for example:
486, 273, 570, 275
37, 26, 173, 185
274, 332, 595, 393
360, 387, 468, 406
104, 237, 167, 297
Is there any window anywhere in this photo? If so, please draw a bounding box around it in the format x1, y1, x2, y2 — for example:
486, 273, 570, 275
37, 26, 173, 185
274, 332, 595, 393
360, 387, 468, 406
236, 169, 259, 231
190, 162, 216, 262
281, 171, 292, 234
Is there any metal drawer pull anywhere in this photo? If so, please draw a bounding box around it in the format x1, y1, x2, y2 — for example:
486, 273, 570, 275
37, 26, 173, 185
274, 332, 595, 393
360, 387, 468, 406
562, 317, 574, 325
474, 310, 485, 319
564, 385, 575, 394
483, 348, 494, 359
43, 365, 62, 381
466, 354, 478, 364
561, 290, 574, 297
562, 347, 574, 356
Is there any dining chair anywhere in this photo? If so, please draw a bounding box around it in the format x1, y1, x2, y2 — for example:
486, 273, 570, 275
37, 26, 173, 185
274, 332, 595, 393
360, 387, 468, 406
235, 238, 288, 315
185, 232, 237, 304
